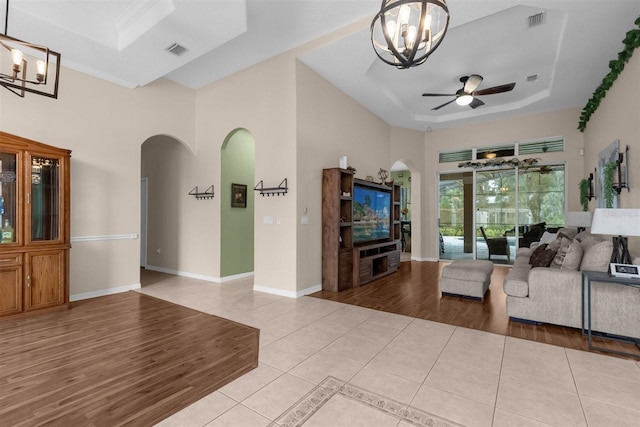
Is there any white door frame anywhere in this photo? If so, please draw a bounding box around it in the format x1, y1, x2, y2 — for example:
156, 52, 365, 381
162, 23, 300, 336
140, 177, 148, 268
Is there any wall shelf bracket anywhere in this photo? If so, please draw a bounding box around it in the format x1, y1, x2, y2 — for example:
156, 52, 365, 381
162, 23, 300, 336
254, 178, 288, 196
188, 185, 215, 200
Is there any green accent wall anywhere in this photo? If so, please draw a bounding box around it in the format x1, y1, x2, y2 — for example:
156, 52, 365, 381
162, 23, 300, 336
221, 129, 255, 277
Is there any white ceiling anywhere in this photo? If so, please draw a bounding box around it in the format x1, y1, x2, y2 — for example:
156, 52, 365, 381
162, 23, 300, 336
5, 0, 640, 131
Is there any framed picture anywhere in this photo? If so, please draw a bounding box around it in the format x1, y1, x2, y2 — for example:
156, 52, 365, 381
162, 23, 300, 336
231, 183, 247, 208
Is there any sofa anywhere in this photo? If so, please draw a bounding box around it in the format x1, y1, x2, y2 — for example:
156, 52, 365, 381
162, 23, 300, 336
503, 229, 640, 339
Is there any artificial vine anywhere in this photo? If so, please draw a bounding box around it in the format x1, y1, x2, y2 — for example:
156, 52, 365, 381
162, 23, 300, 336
579, 178, 589, 211
578, 16, 640, 132
602, 161, 618, 208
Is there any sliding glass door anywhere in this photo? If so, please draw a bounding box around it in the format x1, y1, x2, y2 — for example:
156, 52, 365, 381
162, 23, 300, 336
438, 164, 565, 265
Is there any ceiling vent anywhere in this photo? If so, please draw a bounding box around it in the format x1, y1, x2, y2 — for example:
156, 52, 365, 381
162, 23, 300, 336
165, 43, 188, 56
527, 12, 545, 28
526, 74, 539, 82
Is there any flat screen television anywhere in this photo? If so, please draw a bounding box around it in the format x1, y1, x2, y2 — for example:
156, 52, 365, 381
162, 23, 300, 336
353, 183, 391, 243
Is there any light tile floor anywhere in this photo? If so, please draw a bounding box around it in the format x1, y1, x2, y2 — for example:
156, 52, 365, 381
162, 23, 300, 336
140, 271, 640, 427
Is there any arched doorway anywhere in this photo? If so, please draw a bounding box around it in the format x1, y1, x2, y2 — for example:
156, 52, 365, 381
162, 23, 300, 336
390, 159, 421, 261
220, 129, 255, 278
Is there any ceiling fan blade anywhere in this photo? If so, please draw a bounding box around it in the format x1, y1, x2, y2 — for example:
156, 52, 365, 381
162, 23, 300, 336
431, 98, 457, 111
422, 93, 456, 97
469, 98, 485, 109
474, 82, 516, 96
463, 74, 483, 93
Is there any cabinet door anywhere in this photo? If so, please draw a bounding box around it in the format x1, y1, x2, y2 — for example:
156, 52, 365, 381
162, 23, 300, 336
26, 153, 67, 245
25, 250, 66, 311
0, 264, 22, 316
0, 149, 21, 246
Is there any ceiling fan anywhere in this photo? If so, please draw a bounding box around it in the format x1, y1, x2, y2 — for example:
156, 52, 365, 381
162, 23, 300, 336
422, 74, 516, 111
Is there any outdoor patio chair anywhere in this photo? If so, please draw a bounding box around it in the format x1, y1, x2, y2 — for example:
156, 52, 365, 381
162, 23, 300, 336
480, 226, 510, 262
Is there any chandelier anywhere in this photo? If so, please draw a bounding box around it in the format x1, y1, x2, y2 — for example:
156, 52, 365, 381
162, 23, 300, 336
0, 0, 61, 98
371, 0, 449, 69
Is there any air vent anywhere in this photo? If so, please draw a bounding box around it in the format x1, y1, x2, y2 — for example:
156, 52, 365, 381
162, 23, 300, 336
526, 74, 539, 82
527, 12, 545, 28
165, 43, 188, 56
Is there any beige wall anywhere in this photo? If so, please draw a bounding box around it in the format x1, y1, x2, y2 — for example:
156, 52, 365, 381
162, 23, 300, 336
296, 61, 392, 292
422, 108, 585, 260
0, 68, 195, 298
583, 50, 640, 255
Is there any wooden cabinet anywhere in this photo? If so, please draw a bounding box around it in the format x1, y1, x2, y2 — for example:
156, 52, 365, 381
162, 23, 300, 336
322, 168, 354, 292
322, 168, 401, 291
0, 131, 70, 319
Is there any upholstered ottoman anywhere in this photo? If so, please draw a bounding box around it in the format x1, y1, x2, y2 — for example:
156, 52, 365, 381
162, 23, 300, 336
440, 259, 494, 301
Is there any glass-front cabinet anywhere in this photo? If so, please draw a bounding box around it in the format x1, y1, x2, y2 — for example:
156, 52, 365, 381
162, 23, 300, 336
0, 132, 70, 318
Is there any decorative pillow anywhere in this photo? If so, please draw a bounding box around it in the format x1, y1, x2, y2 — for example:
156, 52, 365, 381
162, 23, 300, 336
539, 231, 557, 244
580, 240, 613, 272
557, 228, 578, 240
550, 239, 583, 270
529, 244, 557, 268
547, 236, 571, 252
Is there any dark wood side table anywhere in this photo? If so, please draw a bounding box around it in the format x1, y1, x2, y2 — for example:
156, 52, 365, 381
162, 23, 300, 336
581, 270, 640, 358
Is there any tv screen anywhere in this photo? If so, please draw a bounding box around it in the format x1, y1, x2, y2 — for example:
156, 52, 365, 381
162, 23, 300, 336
353, 184, 391, 243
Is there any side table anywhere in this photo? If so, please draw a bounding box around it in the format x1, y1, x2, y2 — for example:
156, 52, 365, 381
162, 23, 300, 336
581, 270, 640, 358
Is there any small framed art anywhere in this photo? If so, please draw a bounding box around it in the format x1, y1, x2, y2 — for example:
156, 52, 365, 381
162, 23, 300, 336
231, 183, 247, 208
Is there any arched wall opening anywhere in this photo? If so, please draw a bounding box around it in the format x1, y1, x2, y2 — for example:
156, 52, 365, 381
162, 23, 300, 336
220, 128, 255, 278
390, 159, 422, 260
140, 134, 194, 273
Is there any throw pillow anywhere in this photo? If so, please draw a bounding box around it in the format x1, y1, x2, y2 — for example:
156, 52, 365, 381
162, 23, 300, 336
529, 244, 557, 268
550, 239, 583, 270
539, 231, 557, 244
580, 240, 613, 272
557, 228, 578, 240
547, 236, 571, 252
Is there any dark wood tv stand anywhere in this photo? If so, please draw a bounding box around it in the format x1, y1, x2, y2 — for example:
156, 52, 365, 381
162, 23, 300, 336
322, 168, 401, 292
353, 240, 400, 287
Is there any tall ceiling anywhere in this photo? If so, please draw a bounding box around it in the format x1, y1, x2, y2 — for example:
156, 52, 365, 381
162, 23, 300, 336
5, 0, 640, 131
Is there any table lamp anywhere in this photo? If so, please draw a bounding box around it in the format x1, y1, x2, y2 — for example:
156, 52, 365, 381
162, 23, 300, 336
590, 208, 640, 266
564, 211, 593, 232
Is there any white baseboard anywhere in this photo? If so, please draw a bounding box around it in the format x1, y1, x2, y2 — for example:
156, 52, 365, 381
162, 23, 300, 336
253, 283, 322, 299
220, 272, 255, 282
70, 283, 141, 302
145, 265, 219, 282
412, 256, 438, 262
145, 265, 255, 284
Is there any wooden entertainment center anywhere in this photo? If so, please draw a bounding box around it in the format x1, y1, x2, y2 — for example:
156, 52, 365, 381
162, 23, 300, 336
322, 168, 401, 292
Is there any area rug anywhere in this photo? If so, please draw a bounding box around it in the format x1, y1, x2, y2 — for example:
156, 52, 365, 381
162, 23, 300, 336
272, 376, 464, 427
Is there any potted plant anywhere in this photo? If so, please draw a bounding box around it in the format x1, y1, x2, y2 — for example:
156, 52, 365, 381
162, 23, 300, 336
579, 178, 589, 211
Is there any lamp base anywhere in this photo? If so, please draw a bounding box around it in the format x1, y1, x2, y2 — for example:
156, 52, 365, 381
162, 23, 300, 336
611, 236, 633, 265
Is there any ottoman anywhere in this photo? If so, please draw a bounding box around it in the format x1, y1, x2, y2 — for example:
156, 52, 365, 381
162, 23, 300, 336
440, 259, 494, 301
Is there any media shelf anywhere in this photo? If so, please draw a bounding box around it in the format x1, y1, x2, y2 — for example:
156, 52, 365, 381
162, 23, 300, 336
322, 168, 401, 292
353, 240, 400, 287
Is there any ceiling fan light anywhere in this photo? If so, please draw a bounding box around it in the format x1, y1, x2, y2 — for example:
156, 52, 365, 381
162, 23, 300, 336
456, 94, 473, 106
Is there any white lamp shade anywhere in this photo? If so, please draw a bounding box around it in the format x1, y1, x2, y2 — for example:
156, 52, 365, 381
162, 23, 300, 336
564, 211, 593, 227
590, 208, 640, 236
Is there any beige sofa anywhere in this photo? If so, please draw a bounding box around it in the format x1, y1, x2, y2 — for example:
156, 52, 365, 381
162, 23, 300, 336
503, 231, 640, 339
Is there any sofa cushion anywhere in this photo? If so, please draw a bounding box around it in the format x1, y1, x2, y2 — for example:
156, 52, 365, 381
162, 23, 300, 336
580, 240, 613, 272
550, 239, 583, 270
529, 244, 556, 268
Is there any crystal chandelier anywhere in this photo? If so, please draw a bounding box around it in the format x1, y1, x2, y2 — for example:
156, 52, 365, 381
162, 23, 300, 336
371, 0, 450, 69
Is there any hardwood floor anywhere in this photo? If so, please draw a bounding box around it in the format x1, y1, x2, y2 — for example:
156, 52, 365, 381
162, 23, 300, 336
310, 261, 640, 359
0, 292, 259, 426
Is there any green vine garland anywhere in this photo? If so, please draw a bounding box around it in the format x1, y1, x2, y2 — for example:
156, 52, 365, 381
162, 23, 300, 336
602, 161, 618, 208
578, 16, 640, 132
579, 178, 589, 211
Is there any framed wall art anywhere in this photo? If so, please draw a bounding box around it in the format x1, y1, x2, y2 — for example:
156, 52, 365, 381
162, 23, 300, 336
231, 183, 247, 208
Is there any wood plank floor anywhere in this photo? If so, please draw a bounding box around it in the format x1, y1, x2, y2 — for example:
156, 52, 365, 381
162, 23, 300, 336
0, 292, 259, 427
310, 261, 640, 359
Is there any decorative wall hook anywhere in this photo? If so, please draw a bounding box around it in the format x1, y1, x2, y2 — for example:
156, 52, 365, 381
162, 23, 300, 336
188, 185, 215, 200
613, 145, 629, 194
254, 178, 288, 196
587, 172, 595, 201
